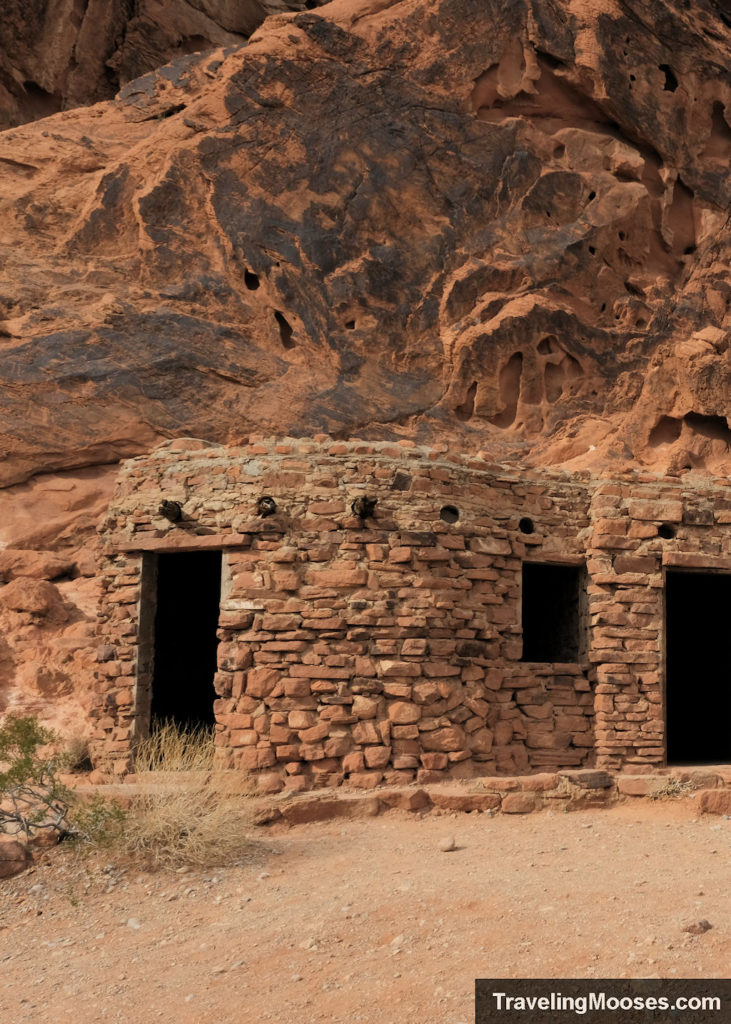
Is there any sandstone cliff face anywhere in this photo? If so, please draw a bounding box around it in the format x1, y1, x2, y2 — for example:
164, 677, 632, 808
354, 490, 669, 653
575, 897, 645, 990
0, 0, 728, 730
0, 0, 320, 128
0, 0, 728, 486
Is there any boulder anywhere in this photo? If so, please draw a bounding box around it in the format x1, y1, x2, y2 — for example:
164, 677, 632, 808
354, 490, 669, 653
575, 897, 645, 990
0, 838, 31, 879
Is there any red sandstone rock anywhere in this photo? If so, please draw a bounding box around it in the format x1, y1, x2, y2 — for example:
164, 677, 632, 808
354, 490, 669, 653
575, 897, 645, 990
0, 0, 727, 495
501, 792, 539, 814
344, 773, 382, 790
0, 578, 63, 615
421, 727, 466, 754
388, 702, 421, 725
0, 838, 31, 878
558, 770, 614, 790
674, 770, 722, 789
697, 789, 731, 816
480, 778, 522, 792
257, 772, 284, 794
429, 789, 501, 813
377, 788, 431, 812
617, 775, 662, 797
0, 0, 315, 129
520, 773, 559, 792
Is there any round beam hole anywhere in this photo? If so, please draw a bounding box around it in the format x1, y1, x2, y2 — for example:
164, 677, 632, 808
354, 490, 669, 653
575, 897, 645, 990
658, 523, 676, 539
440, 505, 459, 524
519, 517, 535, 534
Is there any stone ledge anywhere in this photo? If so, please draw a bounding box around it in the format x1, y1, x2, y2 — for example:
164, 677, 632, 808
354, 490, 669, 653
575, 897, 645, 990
662, 552, 731, 570
68, 767, 731, 825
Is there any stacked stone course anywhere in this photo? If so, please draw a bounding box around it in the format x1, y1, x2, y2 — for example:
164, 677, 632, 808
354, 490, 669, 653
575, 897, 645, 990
91, 437, 731, 790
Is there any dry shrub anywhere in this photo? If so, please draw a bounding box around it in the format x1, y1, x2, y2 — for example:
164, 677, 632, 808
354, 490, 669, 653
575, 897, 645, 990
64, 734, 93, 773
649, 777, 695, 800
121, 720, 253, 869
121, 785, 252, 869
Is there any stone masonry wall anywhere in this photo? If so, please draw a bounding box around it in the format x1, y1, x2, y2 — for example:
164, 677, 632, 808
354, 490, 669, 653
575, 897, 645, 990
90, 437, 731, 790
588, 477, 731, 769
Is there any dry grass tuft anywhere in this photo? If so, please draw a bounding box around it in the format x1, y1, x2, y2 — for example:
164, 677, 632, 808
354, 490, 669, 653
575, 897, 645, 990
121, 720, 253, 869
121, 785, 253, 869
68, 721, 254, 869
132, 719, 216, 773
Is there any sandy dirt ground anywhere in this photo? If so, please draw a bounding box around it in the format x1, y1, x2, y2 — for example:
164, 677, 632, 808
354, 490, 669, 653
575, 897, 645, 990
1, 801, 729, 1024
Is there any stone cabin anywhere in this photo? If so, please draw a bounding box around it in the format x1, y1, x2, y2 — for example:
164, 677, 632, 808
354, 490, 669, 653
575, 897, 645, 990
90, 436, 731, 791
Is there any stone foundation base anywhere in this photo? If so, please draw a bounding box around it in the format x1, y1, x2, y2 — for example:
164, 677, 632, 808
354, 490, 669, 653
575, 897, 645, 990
69, 765, 731, 824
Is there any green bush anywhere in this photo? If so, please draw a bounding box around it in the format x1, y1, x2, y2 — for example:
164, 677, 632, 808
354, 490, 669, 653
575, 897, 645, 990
0, 715, 71, 841
67, 793, 126, 847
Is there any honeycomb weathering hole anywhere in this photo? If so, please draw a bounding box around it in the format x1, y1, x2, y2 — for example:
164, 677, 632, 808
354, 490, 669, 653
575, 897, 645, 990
544, 361, 564, 403
648, 415, 683, 446
274, 311, 295, 349
659, 64, 678, 92
537, 336, 557, 355
440, 505, 459, 524
488, 352, 523, 428
650, 412, 731, 448
684, 412, 731, 443
455, 381, 477, 421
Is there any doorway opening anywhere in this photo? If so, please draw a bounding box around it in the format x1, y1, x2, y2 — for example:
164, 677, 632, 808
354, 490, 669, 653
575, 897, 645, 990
521, 562, 585, 662
149, 551, 222, 729
666, 570, 731, 764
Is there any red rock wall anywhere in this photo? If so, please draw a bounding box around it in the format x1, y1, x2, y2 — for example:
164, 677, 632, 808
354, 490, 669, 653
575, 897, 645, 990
0, 0, 315, 128
0, 0, 728, 491
91, 437, 731, 789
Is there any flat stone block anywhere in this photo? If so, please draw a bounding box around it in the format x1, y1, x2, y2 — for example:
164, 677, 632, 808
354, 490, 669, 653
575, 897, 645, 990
280, 794, 380, 824
521, 773, 559, 792
378, 788, 431, 812
501, 792, 539, 814
429, 789, 501, 812
558, 769, 614, 789
617, 775, 661, 796
478, 777, 521, 791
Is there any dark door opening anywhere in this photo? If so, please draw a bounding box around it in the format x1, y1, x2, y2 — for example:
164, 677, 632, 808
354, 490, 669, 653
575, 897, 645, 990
666, 571, 731, 764
150, 551, 221, 729
521, 562, 585, 662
